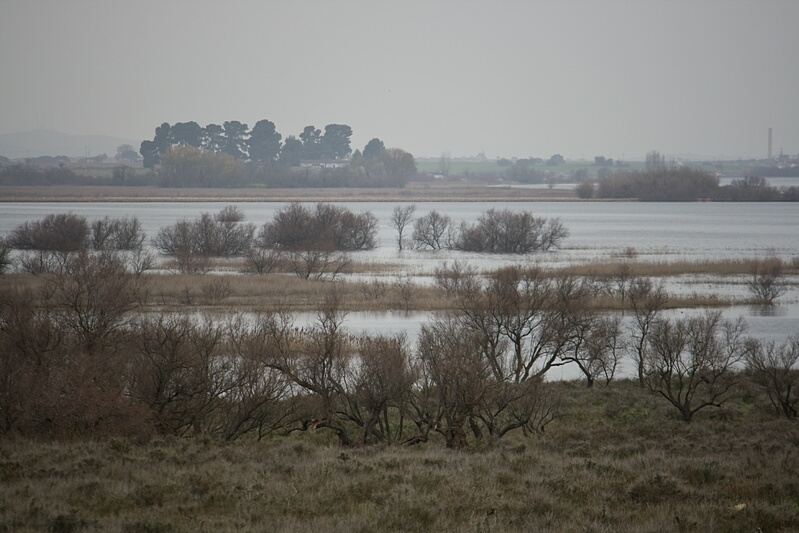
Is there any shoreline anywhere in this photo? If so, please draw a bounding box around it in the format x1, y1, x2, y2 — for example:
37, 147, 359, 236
0, 183, 585, 203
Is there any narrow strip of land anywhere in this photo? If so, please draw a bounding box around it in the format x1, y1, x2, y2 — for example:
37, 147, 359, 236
0, 183, 580, 202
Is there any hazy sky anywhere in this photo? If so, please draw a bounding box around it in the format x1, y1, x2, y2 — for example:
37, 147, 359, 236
1, 0, 797, 160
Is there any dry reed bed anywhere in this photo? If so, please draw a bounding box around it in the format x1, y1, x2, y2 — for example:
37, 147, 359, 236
2, 380, 798, 533
0, 183, 576, 203
551, 257, 799, 278
3, 255, 792, 316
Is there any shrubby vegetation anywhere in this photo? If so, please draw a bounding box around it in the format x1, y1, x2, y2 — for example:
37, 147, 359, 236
590, 151, 799, 201
257, 202, 377, 252
410, 208, 568, 253
8, 212, 151, 275
1, 209, 796, 451
454, 208, 569, 253
152, 206, 255, 273
2, 256, 797, 449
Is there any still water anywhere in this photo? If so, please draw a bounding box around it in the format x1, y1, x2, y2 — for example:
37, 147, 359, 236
1, 201, 798, 262
1, 200, 797, 360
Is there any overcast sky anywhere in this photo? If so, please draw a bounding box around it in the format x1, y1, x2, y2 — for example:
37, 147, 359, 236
1, 0, 797, 160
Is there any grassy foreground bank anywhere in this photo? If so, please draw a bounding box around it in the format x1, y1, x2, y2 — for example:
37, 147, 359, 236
2, 380, 798, 533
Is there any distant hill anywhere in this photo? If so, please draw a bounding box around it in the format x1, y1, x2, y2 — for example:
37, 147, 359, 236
0, 130, 139, 160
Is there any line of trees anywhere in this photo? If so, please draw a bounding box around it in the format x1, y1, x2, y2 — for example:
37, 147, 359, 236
140, 120, 350, 168
2, 253, 797, 446
135, 120, 417, 188
577, 151, 799, 201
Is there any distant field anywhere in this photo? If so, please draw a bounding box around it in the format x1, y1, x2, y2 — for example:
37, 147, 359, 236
0, 181, 579, 202
415, 158, 646, 178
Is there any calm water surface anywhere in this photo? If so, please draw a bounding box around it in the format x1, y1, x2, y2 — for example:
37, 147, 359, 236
1, 200, 797, 357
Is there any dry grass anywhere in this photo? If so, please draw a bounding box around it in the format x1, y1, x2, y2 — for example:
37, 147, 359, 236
553, 257, 798, 278
0, 267, 746, 314
0, 182, 578, 203
2, 380, 798, 533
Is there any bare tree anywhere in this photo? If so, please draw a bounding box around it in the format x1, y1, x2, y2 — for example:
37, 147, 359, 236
263, 291, 356, 446
628, 278, 668, 387
644, 311, 751, 422
259, 202, 377, 252
747, 258, 787, 305
127, 313, 228, 436
343, 333, 417, 445
10, 213, 88, 253
45, 251, 142, 354
243, 247, 282, 274
454, 209, 569, 253
745, 335, 799, 418
433, 260, 479, 297
562, 315, 623, 387
412, 210, 452, 250
391, 204, 416, 251
416, 316, 489, 448
286, 249, 350, 280
0, 238, 12, 275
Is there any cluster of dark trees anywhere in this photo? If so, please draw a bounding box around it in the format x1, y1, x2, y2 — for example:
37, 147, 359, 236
2, 249, 797, 446
575, 151, 799, 201
139, 120, 354, 168
586, 168, 799, 201
135, 120, 417, 188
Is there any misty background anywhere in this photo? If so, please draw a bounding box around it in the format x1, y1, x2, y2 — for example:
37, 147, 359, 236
1, 0, 797, 161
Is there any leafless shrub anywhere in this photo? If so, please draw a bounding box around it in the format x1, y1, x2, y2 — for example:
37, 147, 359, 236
111, 217, 147, 250
259, 202, 377, 251
195, 210, 255, 257
127, 313, 227, 436
745, 335, 799, 418
153, 219, 198, 256
394, 274, 415, 311
347, 333, 417, 445
44, 251, 142, 353
127, 247, 155, 276
562, 315, 624, 387
211, 315, 295, 440
454, 209, 568, 253
360, 278, 389, 301
391, 204, 416, 251
9, 213, 89, 252
215, 205, 245, 223
0, 256, 149, 438
180, 253, 212, 275
91, 217, 116, 249
575, 179, 595, 199
286, 249, 350, 280
433, 261, 479, 297
92, 216, 147, 251
412, 210, 452, 250
644, 311, 752, 422
416, 316, 489, 448
627, 278, 668, 387
17, 250, 71, 275
262, 291, 357, 446
747, 258, 787, 305
621, 246, 639, 259
0, 238, 11, 274
201, 277, 233, 304
607, 263, 634, 303
243, 246, 282, 274
152, 207, 254, 265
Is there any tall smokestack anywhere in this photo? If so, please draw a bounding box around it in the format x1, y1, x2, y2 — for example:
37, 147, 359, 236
768, 128, 773, 159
